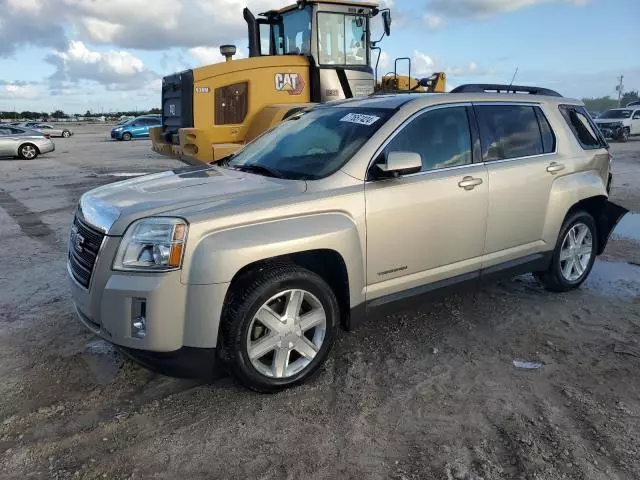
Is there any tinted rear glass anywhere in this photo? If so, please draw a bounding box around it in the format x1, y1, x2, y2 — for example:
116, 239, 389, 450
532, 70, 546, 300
559, 105, 605, 150
475, 105, 544, 161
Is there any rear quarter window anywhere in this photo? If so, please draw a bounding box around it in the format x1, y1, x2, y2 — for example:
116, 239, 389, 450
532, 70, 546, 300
558, 105, 606, 150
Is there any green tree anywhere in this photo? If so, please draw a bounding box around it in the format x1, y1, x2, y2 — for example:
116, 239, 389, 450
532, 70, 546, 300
621, 90, 639, 106
582, 96, 617, 112
51, 109, 67, 118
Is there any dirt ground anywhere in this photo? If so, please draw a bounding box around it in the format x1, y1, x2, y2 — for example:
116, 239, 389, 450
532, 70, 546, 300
0, 125, 639, 480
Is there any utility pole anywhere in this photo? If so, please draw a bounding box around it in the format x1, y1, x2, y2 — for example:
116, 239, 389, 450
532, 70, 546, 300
616, 75, 624, 107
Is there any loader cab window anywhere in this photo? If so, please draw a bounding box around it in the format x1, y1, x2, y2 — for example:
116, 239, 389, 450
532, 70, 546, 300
260, 23, 271, 55
280, 8, 312, 55
318, 12, 367, 66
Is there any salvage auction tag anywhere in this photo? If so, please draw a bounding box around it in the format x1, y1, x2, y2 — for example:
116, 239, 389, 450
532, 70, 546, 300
340, 113, 380, 126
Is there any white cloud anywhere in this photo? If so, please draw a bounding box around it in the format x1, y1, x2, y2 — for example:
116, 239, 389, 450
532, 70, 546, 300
424, 13, 444, 29
46, 41, 158, 90
80, 17, 124, 44
410, 51, 493, 80
2, 83, 41, 100
412, 51, 436, 75
1, 1, 67, 56
65, 0, 290, 50
188, 46, 246, 66
7, 0, 45, 14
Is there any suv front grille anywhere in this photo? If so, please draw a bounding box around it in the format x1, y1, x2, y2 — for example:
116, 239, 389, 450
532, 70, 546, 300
68, 216, 104, 288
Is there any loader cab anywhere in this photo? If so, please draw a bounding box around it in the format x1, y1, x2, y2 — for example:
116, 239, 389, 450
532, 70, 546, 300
245, 0, 381, 101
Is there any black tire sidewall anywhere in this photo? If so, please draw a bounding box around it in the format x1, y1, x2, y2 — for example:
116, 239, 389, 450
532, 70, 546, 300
550, 212, 597, 289
62, 130, 70, 137
224, 269, 339, 391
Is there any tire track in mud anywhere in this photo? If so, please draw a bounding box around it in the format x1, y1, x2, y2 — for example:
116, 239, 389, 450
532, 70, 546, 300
0, 189, 56, 240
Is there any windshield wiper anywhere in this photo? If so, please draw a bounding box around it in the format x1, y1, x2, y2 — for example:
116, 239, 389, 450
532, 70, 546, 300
232, 164, 284, 178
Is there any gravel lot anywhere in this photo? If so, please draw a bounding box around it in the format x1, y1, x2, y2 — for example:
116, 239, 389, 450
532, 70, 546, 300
1, 124, 639, 480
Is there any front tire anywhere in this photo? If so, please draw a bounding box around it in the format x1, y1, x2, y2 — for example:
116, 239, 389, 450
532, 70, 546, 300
220, 265, 339, 392
616, 127, 630, 142
536, 211, 597, 292
122, 132, 132, 141
18, 143, 39, 160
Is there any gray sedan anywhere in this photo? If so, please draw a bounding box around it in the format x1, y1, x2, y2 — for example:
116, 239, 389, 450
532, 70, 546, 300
0, 126, 55, 159
29, 123, 73, 138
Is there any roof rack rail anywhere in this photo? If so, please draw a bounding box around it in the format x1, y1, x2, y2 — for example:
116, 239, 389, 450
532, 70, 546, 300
450, 84, 562, 97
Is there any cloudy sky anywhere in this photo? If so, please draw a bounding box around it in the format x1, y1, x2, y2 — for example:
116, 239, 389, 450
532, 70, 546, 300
0, 0, 637, 113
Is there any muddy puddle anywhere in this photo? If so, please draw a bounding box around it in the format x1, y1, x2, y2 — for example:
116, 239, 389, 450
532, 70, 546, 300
585, 259, 640, 298
613, 213, 640, 242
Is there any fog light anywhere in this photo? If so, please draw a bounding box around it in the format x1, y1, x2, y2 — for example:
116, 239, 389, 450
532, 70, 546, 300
131, 298, 147, 339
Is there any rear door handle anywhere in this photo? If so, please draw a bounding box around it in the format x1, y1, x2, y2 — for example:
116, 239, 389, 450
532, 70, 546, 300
458, 176, 483, 190
546, 162, 565, 173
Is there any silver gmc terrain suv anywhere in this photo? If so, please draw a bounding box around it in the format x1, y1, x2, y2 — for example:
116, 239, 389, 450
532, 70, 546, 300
68, 84, 627, 392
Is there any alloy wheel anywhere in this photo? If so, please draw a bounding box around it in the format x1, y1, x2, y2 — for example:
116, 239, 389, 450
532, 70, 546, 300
21, 145, 36, 159
246, 289, 327, 379
559, 222, 593, 282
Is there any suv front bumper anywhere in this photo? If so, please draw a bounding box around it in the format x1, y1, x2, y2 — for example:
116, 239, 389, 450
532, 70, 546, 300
68, 238, 230, 372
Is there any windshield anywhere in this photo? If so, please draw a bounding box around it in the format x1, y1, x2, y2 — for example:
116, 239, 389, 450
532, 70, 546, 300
318, 12, 367, 65
600, 109, 632, 119
226, 107, 393, 180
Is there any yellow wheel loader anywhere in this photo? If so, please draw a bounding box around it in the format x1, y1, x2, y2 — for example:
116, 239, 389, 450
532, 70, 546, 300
151, 0, 445, 164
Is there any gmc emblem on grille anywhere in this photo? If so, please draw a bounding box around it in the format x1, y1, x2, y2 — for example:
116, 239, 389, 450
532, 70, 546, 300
169, 104, 176, 116
70, 225, 85, 253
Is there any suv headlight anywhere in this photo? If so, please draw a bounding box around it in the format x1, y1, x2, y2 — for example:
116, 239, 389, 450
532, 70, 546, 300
114, 217, 188, 271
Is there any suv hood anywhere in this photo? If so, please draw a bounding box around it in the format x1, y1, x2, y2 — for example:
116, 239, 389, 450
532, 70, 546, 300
78, 165, 306, 235
595, 118, 629, 124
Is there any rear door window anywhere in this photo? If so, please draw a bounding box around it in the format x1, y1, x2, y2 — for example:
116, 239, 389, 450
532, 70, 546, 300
474, 104, 544, 161
558, 105, 606, 149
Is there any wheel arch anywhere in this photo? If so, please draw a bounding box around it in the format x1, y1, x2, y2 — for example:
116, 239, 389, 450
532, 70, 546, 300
224, 249, 352, 330
183, 213, 366, 329
561, 195, 627, 254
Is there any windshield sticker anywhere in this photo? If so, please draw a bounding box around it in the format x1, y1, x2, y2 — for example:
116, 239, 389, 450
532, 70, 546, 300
340, 113, 380, 126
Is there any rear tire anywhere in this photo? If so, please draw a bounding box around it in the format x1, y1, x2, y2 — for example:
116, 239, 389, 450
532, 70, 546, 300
122, 132, 132, 141
18, 143, 39, 160
535, 211, 597, 292
62, 130, 71, 138
220, 264, 339, 392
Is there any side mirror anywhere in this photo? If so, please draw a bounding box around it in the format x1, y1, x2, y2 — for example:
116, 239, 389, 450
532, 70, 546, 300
382, 11, 391, 37
376, 151, 421, 176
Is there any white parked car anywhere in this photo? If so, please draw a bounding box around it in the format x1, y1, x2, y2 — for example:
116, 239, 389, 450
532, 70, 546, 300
593, 108, 640, 142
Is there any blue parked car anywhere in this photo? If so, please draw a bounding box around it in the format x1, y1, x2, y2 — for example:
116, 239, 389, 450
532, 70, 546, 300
111, 116, 161, 141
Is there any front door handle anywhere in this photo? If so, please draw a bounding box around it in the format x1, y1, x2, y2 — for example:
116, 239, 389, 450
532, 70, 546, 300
546, 162, 565, 173
458, 176, 483, 190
